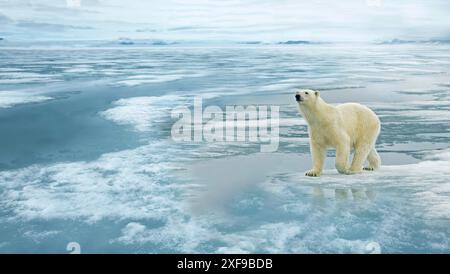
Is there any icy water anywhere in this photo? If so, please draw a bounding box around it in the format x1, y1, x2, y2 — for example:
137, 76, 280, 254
0, 44, 449, 253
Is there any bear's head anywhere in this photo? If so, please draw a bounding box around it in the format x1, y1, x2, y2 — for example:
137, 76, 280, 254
295, 89, 320, 107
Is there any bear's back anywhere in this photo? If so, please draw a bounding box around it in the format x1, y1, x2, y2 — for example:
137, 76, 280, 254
336, 103, 378, 122
335, 102, 380, 136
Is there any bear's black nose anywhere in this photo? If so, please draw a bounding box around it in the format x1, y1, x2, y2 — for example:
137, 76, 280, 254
295, 94, 301, 101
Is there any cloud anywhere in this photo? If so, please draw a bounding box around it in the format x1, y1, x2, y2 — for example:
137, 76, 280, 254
0, 0, 450, 42
0, 12, 12, 24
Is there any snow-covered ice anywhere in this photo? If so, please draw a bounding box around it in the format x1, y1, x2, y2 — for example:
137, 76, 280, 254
0, 44, 449, 253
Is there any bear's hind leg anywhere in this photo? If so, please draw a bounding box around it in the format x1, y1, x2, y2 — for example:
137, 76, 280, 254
348, 144, 372, 174
364, 148, 381, 171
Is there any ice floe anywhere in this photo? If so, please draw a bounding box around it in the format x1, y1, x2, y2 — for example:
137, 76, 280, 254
0, 90, 53, 108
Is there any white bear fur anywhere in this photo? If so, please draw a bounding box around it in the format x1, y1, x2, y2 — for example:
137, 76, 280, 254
295, 89, 381, 176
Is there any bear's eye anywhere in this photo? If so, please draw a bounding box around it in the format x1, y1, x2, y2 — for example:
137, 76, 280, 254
305, 92, 309, 95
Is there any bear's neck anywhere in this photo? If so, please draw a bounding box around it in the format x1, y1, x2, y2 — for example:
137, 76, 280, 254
299, 98, 335, 127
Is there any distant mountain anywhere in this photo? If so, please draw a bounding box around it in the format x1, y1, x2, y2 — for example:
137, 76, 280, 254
277, 40, 312, 45
117, 37, 134, 45
112, 38, 180, 46
432, 39, 450, 44
238, 41, 263, 45
380, 38, 450, 45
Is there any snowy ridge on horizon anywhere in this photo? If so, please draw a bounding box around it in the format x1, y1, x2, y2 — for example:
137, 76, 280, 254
2, 38, 450, 48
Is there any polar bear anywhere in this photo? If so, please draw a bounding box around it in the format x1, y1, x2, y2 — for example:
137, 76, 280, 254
295, 89, 381, 176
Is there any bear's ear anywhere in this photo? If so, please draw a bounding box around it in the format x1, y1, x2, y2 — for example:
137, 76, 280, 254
315, 91, 320, 97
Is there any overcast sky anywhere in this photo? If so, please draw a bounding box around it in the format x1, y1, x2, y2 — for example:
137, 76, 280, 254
0, 0, 449, 42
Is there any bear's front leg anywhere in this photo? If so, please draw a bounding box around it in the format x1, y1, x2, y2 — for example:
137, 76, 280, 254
335, 143, 350, 174
306, 141, 326, 177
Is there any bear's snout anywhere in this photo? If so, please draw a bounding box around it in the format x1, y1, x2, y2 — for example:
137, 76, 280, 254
295, 94, 302, 102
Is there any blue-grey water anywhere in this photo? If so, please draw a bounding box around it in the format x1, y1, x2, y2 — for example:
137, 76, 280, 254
0, 44, 449, 253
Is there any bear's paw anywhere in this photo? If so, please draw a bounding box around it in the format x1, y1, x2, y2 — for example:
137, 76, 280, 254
305, 170, 321, 177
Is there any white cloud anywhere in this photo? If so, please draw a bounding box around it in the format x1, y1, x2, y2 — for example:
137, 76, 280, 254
0, 0, 449, 42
